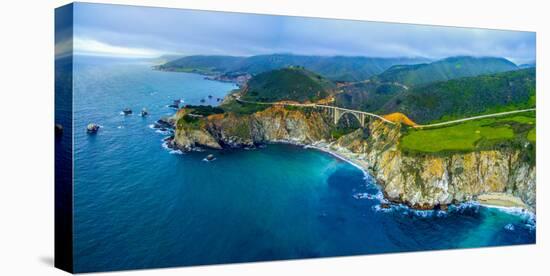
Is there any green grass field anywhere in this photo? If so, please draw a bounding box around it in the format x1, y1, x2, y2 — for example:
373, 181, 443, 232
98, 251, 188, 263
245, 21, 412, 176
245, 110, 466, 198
400, 112, 535, 153
220, 98, 269, 115
527, 128, 536, 142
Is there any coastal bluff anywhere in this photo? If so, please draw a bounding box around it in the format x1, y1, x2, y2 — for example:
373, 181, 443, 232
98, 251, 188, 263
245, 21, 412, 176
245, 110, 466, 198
169, 105, 536, 212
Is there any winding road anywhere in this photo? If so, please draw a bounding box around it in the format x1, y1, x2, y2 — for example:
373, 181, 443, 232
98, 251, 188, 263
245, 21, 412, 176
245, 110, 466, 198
235, 96, 395, 124
413, 108, 536, 128
235, 96, 535, 129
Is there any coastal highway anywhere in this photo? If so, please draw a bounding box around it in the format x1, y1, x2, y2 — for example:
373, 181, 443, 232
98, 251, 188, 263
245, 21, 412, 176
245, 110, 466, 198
235, 96, 395, 124
235, 95, 535, 129
413, 108, 536, 129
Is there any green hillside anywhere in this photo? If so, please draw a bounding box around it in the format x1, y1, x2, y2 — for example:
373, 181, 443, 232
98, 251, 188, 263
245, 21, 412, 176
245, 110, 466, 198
158, 54, 429, 81
381, 68, 536, 123
241, 67, 336, 102
374, 56, 518, 86
335, 81, 407, 112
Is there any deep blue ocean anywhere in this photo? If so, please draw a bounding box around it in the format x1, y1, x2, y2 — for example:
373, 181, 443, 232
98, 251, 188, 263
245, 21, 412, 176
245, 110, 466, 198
72, 56, 535, 273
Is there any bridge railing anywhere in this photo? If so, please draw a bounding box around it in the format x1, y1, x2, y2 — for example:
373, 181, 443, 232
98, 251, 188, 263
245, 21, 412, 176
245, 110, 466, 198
235, 97, 395, 124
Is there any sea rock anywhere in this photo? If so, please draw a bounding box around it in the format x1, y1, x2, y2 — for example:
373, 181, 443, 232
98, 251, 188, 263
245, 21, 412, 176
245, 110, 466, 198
141, 108, 149, 117
86, 123, 100, 134
55, 124, 63, 135
154, 117, 174, 129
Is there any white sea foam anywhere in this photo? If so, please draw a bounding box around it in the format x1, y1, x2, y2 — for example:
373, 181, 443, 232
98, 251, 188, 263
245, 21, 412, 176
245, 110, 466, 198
161, 141, 184, 155
504, 224, 515, 231
155, 129, 172, 135
307, 144, 368, 176
524, 223, 536, 231
435, 210, 448, 218
372, 204, 395, 213
479, 204, 536, 224
372, 191, 384, 201
352, 193, 370, 199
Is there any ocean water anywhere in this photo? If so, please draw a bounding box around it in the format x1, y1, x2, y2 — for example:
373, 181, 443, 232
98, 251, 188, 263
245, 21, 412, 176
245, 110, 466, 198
72, 56, 535, 273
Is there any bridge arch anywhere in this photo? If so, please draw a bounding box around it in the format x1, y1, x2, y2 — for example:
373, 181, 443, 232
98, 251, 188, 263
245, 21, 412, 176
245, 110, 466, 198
334, 109, 366, 128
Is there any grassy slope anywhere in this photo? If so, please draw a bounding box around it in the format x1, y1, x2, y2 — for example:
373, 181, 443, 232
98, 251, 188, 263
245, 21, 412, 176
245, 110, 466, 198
220, 99, 269, 115
335, 81, 406, 112
374, 56, 518, 86
241, 67, 335, 102
381, 68, 536, 124
400, 112, 535, 154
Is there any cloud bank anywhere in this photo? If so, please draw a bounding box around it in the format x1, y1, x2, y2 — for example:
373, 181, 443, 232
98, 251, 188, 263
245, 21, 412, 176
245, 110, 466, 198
70, 3, 536, 64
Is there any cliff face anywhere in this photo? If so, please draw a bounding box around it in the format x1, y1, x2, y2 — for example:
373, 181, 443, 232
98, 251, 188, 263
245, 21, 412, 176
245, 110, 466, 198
172, 107, 536, 211
356, 121, 536, 211
173, 106, 332, 149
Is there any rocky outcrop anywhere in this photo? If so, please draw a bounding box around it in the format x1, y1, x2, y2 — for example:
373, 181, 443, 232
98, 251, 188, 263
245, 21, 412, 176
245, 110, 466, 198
173, 106, 332, 149
172, 106, 536, 212
174, 127, 222, 150
355, 120, 536, 212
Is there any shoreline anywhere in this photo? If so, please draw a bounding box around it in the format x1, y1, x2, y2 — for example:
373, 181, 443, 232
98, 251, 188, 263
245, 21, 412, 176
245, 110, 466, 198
151, 71, 535, 217
300, 140, 536, 217
161, 125, 536, 221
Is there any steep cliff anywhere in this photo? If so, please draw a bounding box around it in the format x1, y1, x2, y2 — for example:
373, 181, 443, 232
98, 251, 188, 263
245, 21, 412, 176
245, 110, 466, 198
172, 107, 536, 212
354, 121, 536, 211
173, 105, 332, 149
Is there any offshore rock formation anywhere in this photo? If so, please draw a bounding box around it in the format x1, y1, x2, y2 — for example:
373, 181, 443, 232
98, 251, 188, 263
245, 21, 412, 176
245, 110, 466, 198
171, 106, 536, 212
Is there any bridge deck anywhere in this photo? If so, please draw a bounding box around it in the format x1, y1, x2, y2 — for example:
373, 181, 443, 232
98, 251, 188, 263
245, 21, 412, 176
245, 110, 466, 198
235, 97, 535, 128
236, 97, 395, 124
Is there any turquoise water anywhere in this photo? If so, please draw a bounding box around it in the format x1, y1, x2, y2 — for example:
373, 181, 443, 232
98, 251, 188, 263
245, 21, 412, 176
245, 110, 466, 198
72, 56, 535, 273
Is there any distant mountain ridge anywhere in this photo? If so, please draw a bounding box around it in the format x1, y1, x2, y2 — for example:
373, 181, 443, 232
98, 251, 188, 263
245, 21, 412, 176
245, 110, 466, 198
161, 54, 533, 124
373, 56, 518, 86
158, 54, 430, 82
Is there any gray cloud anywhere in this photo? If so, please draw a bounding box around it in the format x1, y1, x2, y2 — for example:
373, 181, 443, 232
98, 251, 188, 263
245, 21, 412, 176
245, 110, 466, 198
71, 3, 536, 64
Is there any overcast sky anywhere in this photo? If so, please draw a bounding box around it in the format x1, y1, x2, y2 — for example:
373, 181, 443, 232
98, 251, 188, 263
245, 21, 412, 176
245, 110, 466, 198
64, 3, 536, 64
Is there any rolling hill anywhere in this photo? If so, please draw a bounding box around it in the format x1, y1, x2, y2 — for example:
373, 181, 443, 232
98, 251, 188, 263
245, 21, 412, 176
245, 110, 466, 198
241, 67, 336, 102
158, 54, 430, 82
373, 56, 518, 86
380, 68, 536, 123
335, 81, 407, 112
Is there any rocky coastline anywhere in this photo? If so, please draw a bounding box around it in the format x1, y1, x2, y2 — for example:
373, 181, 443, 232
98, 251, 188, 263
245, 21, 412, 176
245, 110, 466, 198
160, 105, 536, 213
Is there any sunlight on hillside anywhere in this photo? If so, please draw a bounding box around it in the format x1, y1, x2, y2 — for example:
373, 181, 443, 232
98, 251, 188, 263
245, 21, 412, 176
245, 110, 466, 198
383, 112, 418, 126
